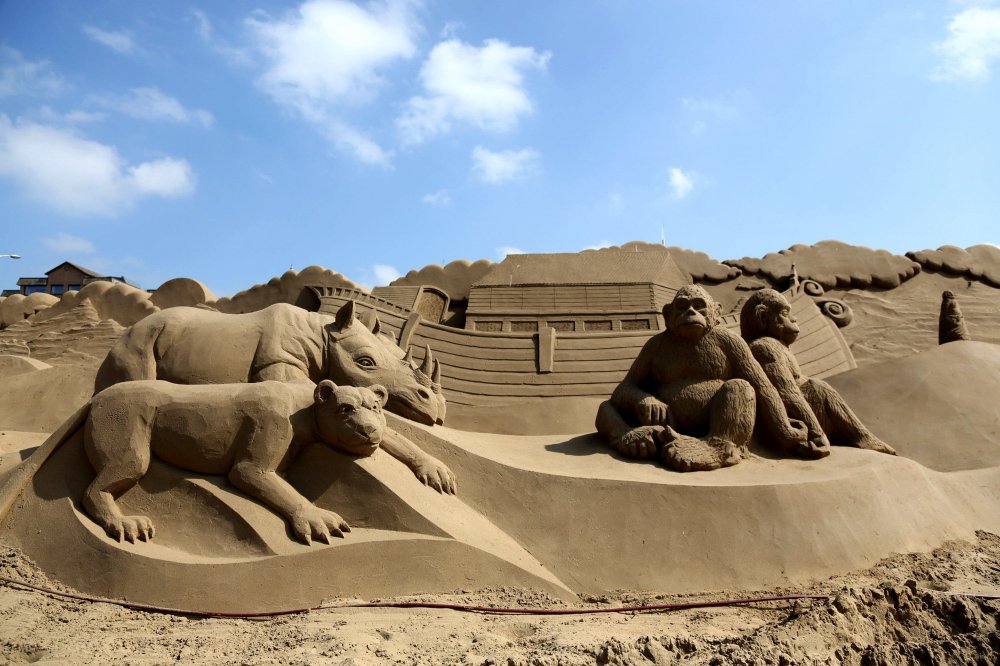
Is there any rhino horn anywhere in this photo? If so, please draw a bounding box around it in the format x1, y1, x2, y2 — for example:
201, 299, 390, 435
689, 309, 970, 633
419, 345, 434, 377
403, 347, 415, 368
431, 358, 441, 390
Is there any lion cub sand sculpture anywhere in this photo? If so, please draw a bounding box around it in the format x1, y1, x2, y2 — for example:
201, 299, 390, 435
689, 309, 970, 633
95, 300, 446, 426
0, 381, 456, 544
740, 289, 895, 455
596, 285, 826, 472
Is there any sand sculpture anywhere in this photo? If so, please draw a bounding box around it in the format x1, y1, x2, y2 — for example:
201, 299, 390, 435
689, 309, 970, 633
739, 289, 895, 455
939, 290, 970, 345
595, 285, 827, 471
95, 299, 445, 426
2, 241, 1000, 621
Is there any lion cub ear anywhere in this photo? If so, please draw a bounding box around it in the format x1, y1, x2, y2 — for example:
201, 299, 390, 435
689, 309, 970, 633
314, 379, 339, 404
369, 384, 388, 408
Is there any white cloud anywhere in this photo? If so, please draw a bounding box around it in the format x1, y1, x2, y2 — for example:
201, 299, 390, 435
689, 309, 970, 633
0, 115, 196, 216
421, 189, 451, 206
668, 167, 694, 199
94, 87, 214, 127
82, 25, 136, 55
931, 7, 1000, 81
191, 9, 253, 65
495, 246, 524, 260
33, 106, 108, 125
41, 233, 96, 254
397, 39, 551, 145
471, 146, 540, 184
440, 21, 463, 39
373, 264, 402, 285
0, 47, 65, 97
247, 0, 418, 164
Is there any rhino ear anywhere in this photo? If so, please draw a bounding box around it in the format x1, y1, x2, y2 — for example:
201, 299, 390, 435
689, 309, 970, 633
360, 309, 381, 335
314, 379, 338, 404
335, 300, 356, 329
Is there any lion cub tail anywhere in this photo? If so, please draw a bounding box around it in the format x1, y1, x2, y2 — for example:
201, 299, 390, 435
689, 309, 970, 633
0, 403, 91, 525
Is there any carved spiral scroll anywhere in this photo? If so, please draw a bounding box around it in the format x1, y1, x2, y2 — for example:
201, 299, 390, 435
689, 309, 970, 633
817, 299, 853, 328
800, 279, 825, 297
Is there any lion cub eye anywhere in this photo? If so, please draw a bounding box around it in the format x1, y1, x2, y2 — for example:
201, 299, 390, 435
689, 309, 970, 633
339, 404, 355, 414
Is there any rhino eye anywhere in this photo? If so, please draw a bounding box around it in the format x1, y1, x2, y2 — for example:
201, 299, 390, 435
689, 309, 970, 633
356, 356, 376, 368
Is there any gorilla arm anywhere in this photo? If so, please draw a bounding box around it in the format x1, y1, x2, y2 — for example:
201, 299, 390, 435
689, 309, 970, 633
609, 336, 671, 427
750, 338, 830, 449
720, 331, 825, 458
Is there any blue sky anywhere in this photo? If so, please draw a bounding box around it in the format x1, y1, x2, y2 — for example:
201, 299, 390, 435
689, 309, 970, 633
1, 1, 998, 296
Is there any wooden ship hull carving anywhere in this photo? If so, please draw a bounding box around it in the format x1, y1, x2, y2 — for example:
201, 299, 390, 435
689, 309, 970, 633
312, 285, 856, 434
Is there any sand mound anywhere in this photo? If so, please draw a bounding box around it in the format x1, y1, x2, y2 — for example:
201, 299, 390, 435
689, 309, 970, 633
212, 265, 361, 314
726, 240, 921, 289
149, 277, 217, 309
828, 340, 1000, 472
392, 259, 496, 301
31, 281, 156, 328
908, 244, 1000, 288
0, 363, 97, 432
0, 300, 125, 365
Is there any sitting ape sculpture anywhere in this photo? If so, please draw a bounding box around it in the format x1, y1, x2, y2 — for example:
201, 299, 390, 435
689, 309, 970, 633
596, 285, 826, 472
0, 381, 457, 544
740, 289, 895, 455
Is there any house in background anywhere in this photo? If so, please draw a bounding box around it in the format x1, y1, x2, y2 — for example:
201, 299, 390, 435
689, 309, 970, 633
4, 262, 139, 297
463, 250, 690, 333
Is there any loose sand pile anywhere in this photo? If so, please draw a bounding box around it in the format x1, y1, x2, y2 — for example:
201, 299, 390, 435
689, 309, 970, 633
1, 533, 998, 664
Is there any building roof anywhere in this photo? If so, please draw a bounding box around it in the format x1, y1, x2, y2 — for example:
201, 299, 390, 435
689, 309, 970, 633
16, 277, 47, 286
472, 251, 690, 288
45, 262, 104, 278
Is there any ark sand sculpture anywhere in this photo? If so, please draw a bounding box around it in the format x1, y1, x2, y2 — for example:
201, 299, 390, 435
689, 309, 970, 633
0, 243, 999, 614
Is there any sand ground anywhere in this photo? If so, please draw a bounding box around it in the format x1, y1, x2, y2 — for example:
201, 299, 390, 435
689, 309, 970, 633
1, 532, 998, 665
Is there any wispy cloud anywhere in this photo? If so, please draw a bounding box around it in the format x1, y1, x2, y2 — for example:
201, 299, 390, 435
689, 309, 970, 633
93, 87, 214, 127
495, 246, 524, 260
471, 146, 540, 184
680, 93, 744, 136
82, 25, 136, 55
397, 39, 551, 145
247, 0, 419, 166
0, 46, 65, 98
41, 232, 97, 254
421, 189, 452, 206
931, 7, 1000, 81
668, 167, 694, 199
191, 9, 253, 65
0, 115, 196, 216
373, 264, 402, 285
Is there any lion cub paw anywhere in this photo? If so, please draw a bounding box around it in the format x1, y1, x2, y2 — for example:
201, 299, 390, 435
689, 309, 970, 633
104, 515, 155, 543
291, 505, 351, 545
661, 435, 744, 472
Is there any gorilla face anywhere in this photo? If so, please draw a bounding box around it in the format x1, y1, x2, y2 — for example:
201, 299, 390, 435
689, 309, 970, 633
769, 303, 800, 345
668, 287, 716, 341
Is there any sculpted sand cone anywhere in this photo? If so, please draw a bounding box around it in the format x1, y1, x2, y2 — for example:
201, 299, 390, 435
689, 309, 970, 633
939, 290, 970, 345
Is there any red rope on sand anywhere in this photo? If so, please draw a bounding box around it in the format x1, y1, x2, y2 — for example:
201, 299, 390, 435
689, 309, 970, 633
5, 575, 998, 620
0, 575, 826, 619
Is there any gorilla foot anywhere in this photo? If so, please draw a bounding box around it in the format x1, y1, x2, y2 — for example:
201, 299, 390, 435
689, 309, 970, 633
660, 434, 745, 472
855, 433, 897, 455
614, 426, 663, 460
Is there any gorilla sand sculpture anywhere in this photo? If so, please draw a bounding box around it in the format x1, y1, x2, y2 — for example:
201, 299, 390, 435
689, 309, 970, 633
95, 299, 445, 426
739, 289, 895, 455
595, 285, 826, 471
0, 380, 456, 544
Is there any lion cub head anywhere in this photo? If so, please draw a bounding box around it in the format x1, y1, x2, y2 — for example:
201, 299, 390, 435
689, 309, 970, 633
313, 380, 388, 457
